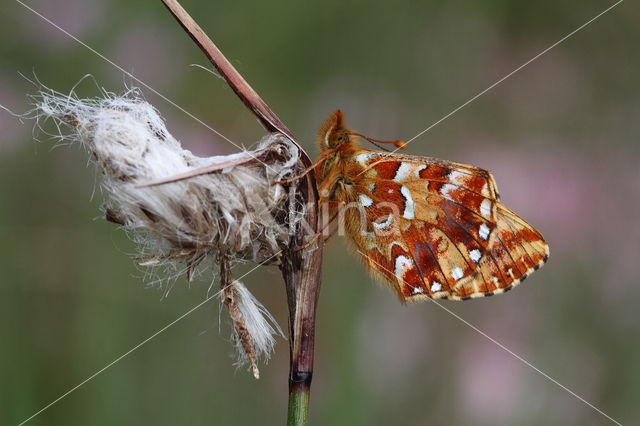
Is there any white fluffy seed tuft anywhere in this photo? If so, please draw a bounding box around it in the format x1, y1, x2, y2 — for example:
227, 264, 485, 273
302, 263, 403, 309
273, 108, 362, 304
23, 82, 302, 289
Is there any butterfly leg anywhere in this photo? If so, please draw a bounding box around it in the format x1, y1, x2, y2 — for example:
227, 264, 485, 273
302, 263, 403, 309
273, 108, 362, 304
294, 200, 344, 251
273, 150, 332, 185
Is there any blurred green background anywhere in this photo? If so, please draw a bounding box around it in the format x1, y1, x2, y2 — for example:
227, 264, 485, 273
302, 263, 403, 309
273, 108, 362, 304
1, 0, 638, 424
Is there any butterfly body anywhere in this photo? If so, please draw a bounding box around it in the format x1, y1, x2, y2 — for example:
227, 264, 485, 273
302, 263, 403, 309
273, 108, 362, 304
314, 110, 549, 302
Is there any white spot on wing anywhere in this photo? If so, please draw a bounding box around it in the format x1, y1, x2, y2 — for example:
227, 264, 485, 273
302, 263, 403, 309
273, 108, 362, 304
359, 194, 373, 207
479, 223, 490, 240
368, 182, 376, 192
394, 255, 413, 281
411, 286, 425, 295
431, 281, 442, 292
393, 162, 413, 182
374, 214, 393, 230
448, 170, 467, 184
480, 199, 491, 217
452, 266, 464, 280
440, 183, 457, 201
400, 185, 415, 219
469, 249, 482, 263
354, 153, 378, 165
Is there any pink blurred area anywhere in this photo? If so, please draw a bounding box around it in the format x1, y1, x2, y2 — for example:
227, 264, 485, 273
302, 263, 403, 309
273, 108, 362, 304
109, 20, 186, 90
18, 0, 107, 47
457, 339, 527, 421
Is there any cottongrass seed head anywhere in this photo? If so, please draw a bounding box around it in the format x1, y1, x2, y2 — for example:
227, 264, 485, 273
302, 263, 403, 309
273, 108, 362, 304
17, 79, 301, 376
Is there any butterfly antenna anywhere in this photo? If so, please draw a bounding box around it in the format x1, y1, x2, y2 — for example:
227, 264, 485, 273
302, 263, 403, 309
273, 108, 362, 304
365, 140, 392, 152
349, 132, 407, 150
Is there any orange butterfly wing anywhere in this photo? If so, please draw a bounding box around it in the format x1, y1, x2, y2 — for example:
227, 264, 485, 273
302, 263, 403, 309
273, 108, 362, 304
337, 151, 549, 302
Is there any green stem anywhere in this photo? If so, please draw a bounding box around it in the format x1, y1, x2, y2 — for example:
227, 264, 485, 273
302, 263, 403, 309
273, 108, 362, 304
287, 384, 310, 426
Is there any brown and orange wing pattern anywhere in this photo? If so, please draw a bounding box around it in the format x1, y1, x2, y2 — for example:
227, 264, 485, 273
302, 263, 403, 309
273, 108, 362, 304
343, 151, 549, 302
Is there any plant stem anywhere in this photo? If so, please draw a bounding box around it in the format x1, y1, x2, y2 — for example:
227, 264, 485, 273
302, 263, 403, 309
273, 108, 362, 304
160, 2, 323, 424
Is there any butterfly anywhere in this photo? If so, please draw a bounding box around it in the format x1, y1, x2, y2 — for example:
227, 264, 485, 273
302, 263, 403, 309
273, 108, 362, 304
305, 110, 549, 302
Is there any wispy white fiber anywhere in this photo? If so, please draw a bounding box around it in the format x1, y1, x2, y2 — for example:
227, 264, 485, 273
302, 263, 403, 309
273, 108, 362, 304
225, 279, 285, 378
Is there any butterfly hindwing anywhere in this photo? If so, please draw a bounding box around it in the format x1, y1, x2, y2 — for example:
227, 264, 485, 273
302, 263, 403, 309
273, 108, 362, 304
342, 152, 548, 302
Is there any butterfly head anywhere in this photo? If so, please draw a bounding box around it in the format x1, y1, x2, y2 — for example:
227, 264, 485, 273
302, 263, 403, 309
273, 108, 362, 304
317, 110, 407, 154
317, 110, 355, 151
